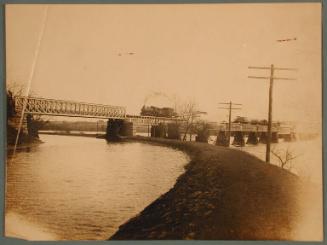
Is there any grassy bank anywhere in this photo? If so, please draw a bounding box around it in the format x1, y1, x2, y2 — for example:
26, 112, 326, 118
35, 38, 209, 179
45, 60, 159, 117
110, 136, 321, 240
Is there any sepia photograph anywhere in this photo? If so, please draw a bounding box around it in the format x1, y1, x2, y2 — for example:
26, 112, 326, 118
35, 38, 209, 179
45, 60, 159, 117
4, 2, 323, 241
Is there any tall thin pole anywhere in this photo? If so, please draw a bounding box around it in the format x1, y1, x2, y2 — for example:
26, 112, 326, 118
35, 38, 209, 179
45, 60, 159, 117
248, 64, 296, 163
228, 101, 232, 147
218, 101, 242, 147
266, 64, 274, 163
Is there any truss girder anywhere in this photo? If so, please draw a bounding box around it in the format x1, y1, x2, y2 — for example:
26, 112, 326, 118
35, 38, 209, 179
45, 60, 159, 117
14, 96, 126, 119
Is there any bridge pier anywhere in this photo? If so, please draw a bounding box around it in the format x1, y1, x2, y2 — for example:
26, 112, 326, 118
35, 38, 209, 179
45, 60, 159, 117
232, 131, 245, 147
259, 132, 267, 144
106, 119, 135, 140
246, 131, 258, 145
272, 132, 279, 143
151, 123, 167, 138
8, 114, 28, 134
7, 112, 43, 145
216, 131, 229, 146
106, 119, 124, 141
7, 114, 29, 145
26, 114, 39, 138
167, 123, 180, 140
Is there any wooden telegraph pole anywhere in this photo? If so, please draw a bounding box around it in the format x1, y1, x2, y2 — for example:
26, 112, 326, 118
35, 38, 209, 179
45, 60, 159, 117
248, 65, 297, 163
218, 101, 242, 147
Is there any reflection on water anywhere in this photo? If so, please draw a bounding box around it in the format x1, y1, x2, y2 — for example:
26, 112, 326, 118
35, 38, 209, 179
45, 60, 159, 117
5, 135, 189, 240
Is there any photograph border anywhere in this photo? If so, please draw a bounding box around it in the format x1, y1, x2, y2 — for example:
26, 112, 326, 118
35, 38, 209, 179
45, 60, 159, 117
0, 0, 325, 244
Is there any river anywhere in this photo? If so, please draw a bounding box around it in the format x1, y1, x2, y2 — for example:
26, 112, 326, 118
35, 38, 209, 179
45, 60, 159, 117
5, 133, 322, 241
5, 134, 190, 241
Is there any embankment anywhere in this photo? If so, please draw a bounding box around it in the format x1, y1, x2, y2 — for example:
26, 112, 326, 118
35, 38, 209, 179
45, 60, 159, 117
7, 124, 42, 148
110, 136, 322, 240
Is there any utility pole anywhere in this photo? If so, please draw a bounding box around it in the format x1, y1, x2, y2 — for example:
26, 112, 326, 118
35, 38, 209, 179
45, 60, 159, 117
218, 101, 242, 147
248, 64, 297, 163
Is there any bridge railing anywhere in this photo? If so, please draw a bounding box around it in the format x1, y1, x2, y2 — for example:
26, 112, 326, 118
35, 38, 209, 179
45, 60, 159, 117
217, 123, 279, 132
125, 114, 186, 124
14, 96, 126, 119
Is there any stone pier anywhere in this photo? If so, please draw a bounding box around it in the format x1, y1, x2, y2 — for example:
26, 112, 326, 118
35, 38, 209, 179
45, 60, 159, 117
106, 119, 135, 141
8, 114, 28, 135
7, 113, 41, 144
271, 132, 279, 143
246, 132, 258, 145
106, 119, 123, 141
232, 131, 245, 147
216, 131, 229, 146
26, 114, 39, 138
259, 132, 267, 144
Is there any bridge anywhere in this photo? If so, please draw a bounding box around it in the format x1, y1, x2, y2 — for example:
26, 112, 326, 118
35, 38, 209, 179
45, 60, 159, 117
14, 96, 182, 124
11, 96, 186, 141
11, 96, 296, 143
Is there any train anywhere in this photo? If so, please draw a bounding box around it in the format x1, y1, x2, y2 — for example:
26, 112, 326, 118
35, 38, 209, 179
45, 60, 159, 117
140, 105, 177, 118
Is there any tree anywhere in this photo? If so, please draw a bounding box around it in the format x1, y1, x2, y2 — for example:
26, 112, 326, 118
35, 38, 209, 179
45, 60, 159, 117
271, 147, 299, 170
6, 81, 29, 121
6, 84, 48, 137
178, 99, 198, 141
7, 81, 26, 97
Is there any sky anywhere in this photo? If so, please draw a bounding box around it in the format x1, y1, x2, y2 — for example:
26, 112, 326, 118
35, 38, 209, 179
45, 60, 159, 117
5, 3, 322, 123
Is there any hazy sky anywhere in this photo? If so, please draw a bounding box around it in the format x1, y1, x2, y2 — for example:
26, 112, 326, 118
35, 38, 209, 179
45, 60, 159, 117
6, 3, 322, 123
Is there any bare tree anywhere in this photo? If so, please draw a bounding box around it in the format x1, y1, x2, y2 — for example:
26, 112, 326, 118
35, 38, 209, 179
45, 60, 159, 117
271, 147, 299, 170
7, 81, 27, 97
6, 83, 49, 133
178, 99, 198, 141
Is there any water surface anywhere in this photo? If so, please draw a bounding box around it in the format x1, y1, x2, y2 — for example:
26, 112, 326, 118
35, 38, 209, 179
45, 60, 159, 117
6, 135, 189, 240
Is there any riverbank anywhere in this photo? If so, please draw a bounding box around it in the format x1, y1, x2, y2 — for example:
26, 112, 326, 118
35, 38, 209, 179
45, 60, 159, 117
110, 136, 322, 240
7, 124, 42, 147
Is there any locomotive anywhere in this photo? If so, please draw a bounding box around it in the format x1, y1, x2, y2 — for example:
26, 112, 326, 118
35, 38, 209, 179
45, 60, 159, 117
140, 105, 177, 118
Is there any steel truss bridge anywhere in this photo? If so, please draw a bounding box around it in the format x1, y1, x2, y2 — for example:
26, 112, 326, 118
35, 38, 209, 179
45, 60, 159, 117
14, 96, 295, 134
14, 96, 183, 124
